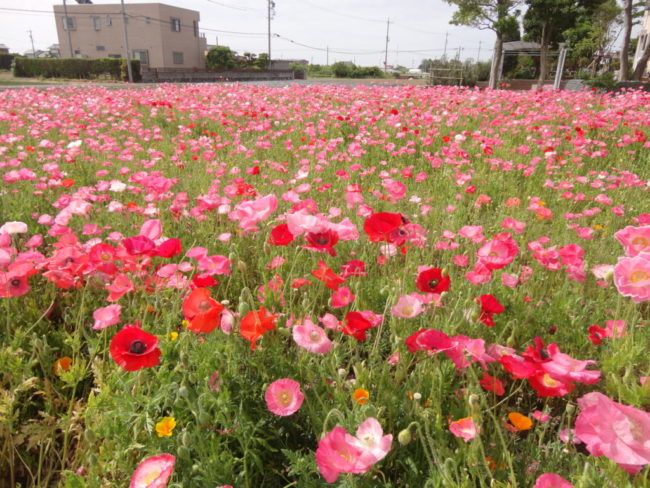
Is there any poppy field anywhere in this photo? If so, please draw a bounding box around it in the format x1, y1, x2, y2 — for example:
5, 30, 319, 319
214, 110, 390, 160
1, 83, 649, 488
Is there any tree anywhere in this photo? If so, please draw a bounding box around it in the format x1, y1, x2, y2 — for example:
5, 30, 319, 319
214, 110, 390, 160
445, 0, 522, 88
206, 46, 236, 70
619, 0, 634, 80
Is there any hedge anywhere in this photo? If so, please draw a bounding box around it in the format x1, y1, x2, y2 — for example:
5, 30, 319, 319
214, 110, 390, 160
0, 53, 15, 70
12, 57, 141, 81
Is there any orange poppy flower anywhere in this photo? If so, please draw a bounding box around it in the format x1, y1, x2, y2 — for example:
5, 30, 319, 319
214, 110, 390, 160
53, 357, 72, 376
352, 388, 369, 405
61, 178, 75, 188
239, 306, 277, 349
182, 288, 224, 334
508, 412, 533, 431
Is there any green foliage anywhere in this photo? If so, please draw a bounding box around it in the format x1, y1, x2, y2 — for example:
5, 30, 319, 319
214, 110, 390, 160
582, 71, 617, 90
306, 64, 333, 77
331, 61, 353, 78
12, 57, 141, 81
0, 53, 15, 71
206, 46, 237, 70
445, 0, 521, 35
330, 62, 384, 78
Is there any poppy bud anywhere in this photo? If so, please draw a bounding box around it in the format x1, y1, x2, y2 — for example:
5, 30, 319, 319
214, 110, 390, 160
237, 260, 247, 272
87, 454, 97, 467
177, 385, 189, 398
84, 429, 96, 444
468, 394, 481, 415
398, 429, 412, 445
198, 410, 211, 425
177, 446, 191, 460
565, 403, 575, 415
182, 430, 192, 447
237, 301, 250, 316
228, 252, 237, 262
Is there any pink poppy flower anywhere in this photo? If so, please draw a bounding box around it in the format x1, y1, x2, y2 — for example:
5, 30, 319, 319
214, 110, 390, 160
0, 221, 28, 235
264, 379, 304, 416
449, 417, 479, 442
476, 233, 519, 270
350, 417, 393, 466
92, 304, 122, 330
614, 225, 650, 256
613, 251, 650, 302
292, 320, 333, 354
533, 473, 573, 488
575, 392, 650, 473
391, 294, 423, 318
129, 454, 175, 488
331, 286, 355, 308
140, 219, 162, 240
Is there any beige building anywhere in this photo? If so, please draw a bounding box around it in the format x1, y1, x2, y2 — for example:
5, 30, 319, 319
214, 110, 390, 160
633, 9, 650, 78
53, 3, 207, 69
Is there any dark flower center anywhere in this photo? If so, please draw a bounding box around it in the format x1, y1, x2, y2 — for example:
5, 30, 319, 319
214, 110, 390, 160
64, 257, 75, 265
540, 348, 550, 360
428, 279, 439, 289
198, 300, 212, 313
10, 278, 22, 287
313, 235, 330, 245
129, 340, 147, 354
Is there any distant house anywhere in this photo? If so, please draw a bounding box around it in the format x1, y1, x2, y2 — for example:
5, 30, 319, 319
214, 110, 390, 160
633, 9, 650, 77
48, 44, 61, 58
0, 44, 9, 54
269, 59, 308, 70
52, 2, 207, 69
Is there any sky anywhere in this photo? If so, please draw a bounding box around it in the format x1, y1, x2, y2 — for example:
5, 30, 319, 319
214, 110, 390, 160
0, 0, 502, 67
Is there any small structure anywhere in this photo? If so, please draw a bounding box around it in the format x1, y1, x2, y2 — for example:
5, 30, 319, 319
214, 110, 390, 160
0, 44, 9, 54
494, 41, 568, 90
52, 2, 207, 69
269, 59, 308, 70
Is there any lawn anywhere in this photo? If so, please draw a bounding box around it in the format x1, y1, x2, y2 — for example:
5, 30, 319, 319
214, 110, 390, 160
0, 83, 649, 488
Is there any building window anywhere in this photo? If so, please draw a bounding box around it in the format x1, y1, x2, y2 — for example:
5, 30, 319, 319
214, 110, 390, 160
193, 20, 199, 37
96, 45, 105, 52
145, 16, 151, 24
105, 15, 112, 26
92, 16, 101, 30
62, 17, 76, 31
173, 51, 184, 65
171, 18, 181, 32
133, 49, 149, 65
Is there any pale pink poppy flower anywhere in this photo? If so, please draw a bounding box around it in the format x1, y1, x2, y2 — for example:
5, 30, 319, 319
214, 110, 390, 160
614, 251, 650, 302
575, 392, 650, 473
264, 379, 304, 416
129, 453, 175, 488
220, 309, 235, 335
540, 344, 600, 385
140, 219, 162, 240
292, 320, 333, 354
228, 194, 278, 232
458, 225, 485, 243
92, 304, 122, 330
532, 410, 550, 422
25, 234, 43, 248
320, 313, 341, 331
501, 273, 519, 287
350, 417, 393, 466
591, 264, 614, 280
391, 294, 423, 318
453, 254, 469, 267
331, 286, 355, 308
604, 320, 626, 338
0, 221, 28, 235
614, 225, 650, 256
533, 473, 573, 488
449, 417, 479, 442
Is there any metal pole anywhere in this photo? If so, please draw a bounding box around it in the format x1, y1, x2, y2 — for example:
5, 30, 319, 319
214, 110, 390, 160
553, 43, 567, 90
383, 18, 390, 72
477, 41, 481, 62
62, 0, 74, 58
267, 0, 272, 67
326, 46, 329, 66
120, 0, 133, 82
443, 32, 448, 60
28, 30, 36, 57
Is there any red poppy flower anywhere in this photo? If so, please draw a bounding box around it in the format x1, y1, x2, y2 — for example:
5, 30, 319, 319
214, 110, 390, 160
479, 372, 505, 396
311, 260, 345, 290
192, 274, 219, 288
123, 235, 156, 256
304, 230, 339, 256
415, 268, 451, 294
155, 238, 182, 258
110, 325, 161, 371
342, 311, 373, 341
240, 306, 277, 349
476, 294, 504, 327
340, 259, 367, 278
182, 288, 224, 333
363, 212, 406, 243
405, 329, 453, 353
269, 224, 294, 246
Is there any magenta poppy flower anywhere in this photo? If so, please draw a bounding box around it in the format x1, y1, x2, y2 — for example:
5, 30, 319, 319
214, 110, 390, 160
109, 325, 161, 372
129, 453, 175, 488
264, 379, 304, 416
476, 233, 519, 270
533, 473, 573, 488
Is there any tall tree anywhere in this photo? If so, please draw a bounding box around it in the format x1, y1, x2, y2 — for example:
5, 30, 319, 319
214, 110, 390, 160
445, 0, 522, 88
619, 0, 634, 80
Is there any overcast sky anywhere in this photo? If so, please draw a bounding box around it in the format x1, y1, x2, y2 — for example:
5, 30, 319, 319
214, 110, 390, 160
0, 0, 505, 67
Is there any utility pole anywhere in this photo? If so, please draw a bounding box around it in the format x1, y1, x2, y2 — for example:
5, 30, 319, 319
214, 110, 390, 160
267, 0, 275, 68
477, 41, 481, 62
62, 0, 73, 57
120, 0, 133, 82
28, 30, 36, 57
443, 32, 448, 60
383, 18, 390, 72
326, 46, 329, 66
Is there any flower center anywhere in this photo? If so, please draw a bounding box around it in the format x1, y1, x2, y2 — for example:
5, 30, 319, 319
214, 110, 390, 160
401, 305, 414, 316
630, 270, 649, 283
541, 374, 559, 387
129, 340, 147, 354
631, 236, 648, 247
10, 278, 21, 287
278, 391, 291, 406
428, 279, 439, 289
312, 234, 329, 245
198, 300, 212, 313
309, 330, 321, 342
143, 470, 161, 484
101, 253, 111, 261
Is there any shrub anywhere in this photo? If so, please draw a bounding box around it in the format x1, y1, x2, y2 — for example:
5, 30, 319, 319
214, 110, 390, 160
206, 46, 237, 70
12, 57, 140, 81
0, 53, 15, 70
